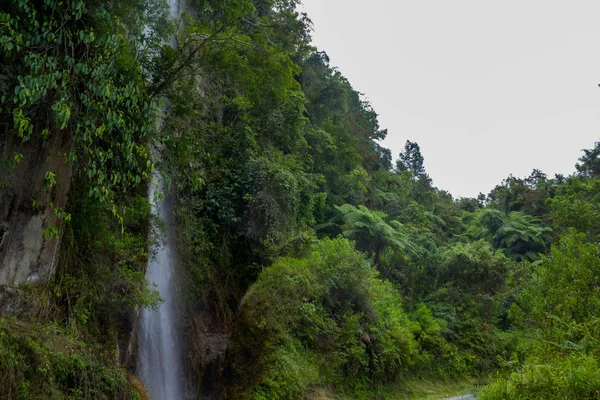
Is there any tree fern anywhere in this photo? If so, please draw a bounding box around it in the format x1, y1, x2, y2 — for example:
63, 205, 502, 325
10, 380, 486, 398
474, 209, 552, 261
334, 204, 417, 265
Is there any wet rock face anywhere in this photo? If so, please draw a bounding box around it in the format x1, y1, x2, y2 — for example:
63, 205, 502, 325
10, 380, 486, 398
0, 130, 73, 286
188, 312, 232, 399
197, 331, 232, 366
189, 313, 232, 368
0, 285, 28, 317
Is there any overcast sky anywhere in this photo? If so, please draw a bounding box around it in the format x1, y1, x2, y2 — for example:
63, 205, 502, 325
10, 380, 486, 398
298, 0, 600, 198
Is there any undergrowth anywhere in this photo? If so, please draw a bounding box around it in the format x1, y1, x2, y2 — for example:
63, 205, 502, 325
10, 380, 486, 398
0, 318, 146, 400
480, 353, 600, 399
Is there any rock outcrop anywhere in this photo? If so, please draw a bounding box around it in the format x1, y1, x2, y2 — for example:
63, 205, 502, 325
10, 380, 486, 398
0, 285, 29, 316
0, 129, 73, 286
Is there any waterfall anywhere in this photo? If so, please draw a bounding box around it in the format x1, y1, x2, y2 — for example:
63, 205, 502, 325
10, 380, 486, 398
138, 1, 185, 399
167, 0, 181, 26
138, 177, 186, 399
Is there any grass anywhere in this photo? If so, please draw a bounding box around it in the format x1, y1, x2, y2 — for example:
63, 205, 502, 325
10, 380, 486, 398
382, 378, 477, 400
303, 378, 477, 400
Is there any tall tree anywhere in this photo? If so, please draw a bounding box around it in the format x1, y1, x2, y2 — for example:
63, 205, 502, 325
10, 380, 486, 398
396, 140, 425, 178
576, 141, 600, 177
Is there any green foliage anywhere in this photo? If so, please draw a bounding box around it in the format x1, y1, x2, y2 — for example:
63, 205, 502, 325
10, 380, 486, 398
53, 181, 160, 342
298, 51, 391, 208
245, 155, 301, 244
0, 0, 166, 396
3, 0, 599, 397
438, 241, 508, 300
407, 304, 472, 378
332, 204, 416, 266
234, 238, 419, 398
470, 209, 552, 261
482, 231, 600, 397
576, 141, 600, 177
0, 0, 160, 204
396, 140, 425, 179
0, 318, 143, 400
250, 339, 322, 400
511, 232, 600, 338
480, 353, 600, 400
548, 177, 600, 240
421, 241, 512, 373
164, 0, 392, 334
486, 170, 557, 217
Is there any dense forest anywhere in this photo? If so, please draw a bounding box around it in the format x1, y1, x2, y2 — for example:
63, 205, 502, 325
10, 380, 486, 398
1, 0, 599, 399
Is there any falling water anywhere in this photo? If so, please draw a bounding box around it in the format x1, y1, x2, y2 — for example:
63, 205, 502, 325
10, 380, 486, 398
138, 177, 185, 399
138, 1, 185, 399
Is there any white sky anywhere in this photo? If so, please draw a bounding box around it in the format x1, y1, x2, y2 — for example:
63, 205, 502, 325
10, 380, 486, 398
299, 0, 600, 198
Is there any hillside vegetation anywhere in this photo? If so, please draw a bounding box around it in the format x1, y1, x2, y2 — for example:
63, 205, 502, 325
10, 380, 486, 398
1, 0, 599, 399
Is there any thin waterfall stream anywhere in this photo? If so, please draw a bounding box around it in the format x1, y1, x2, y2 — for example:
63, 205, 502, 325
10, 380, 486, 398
138, 177, 186, 399
138, 0, 186, 398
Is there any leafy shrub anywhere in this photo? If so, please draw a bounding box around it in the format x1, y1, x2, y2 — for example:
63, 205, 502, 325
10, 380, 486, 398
480, 353, 600, 400
0, 319, 143, 399
250, 338, 321, 400
483, 231, 600, 399
508, 231, 600, 348
233, 238, 419, 398
438, 240, 508, 297
408, 303, 464, 376
423, 241, 511, 374
524, 231, 600, 329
